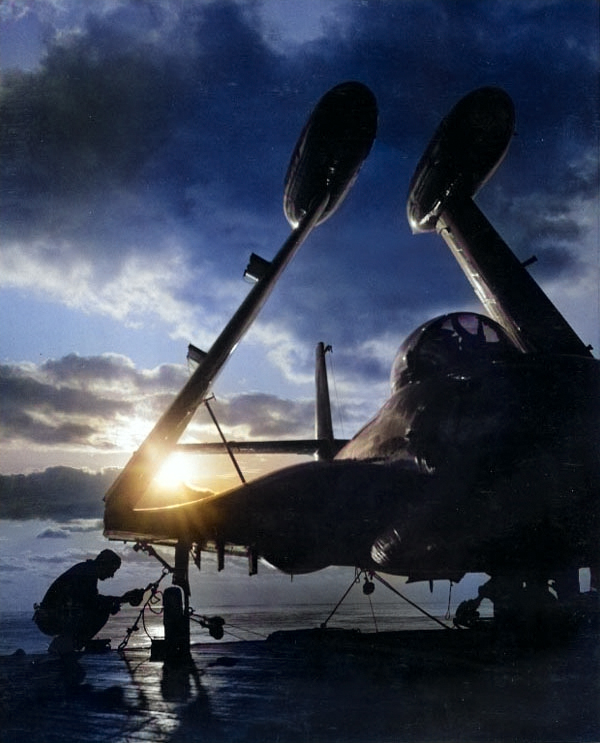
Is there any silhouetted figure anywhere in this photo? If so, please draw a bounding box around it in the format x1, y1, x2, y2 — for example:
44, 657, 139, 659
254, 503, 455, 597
33, 549, 143, 654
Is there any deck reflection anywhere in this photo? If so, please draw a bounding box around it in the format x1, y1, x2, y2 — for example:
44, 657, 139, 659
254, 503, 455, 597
1, 621, 598, 743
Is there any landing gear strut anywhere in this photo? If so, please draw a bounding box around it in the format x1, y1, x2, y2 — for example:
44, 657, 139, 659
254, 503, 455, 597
134, 539, 225, 662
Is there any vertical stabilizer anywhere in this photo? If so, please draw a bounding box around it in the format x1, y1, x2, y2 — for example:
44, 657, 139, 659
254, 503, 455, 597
315, 342, 334, 460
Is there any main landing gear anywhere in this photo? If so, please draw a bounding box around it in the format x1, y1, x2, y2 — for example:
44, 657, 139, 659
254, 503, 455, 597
453, 571, 597, 643
133, 540, 225, 663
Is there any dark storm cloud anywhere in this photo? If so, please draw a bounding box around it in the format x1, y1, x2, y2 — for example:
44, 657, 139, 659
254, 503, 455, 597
0, 466, 116, 520
0, 354, 188, 448
0, 351, 340, 454
1, 362, 126, 415
220, 392, 315, 438
40, 353, 186, 393
0, 2, 288, 255
4, 1, 593, 255
273, 0, 598, 355
207, 388, 375, 442
0, 0, 597, 387
481, 152, 599, 280
0, 362, 123, 446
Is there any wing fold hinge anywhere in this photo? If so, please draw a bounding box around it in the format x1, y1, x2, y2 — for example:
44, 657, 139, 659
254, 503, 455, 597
244, 253, 272, 283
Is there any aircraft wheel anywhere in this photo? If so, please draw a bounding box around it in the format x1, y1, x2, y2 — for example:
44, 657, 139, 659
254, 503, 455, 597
163, 586, 190, 660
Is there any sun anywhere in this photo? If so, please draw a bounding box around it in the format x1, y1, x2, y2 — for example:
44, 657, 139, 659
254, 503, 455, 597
153, 452, 201, 491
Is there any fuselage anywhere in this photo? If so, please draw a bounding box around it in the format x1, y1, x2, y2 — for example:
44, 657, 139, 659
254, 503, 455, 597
335, 313, 600, 580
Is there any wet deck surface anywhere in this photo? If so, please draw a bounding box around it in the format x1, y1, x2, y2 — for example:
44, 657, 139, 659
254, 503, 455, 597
1, 623, 599, 743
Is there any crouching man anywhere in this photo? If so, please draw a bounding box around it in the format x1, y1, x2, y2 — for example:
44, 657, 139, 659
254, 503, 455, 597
33, 549, 144, 654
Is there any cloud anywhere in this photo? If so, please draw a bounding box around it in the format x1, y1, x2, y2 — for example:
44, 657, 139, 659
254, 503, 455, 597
62, 518, 104, 533
0, 0, 598, 471
0, 350, 347, 472
479, 151, 599, 284
0, 1, 292, 343
219, 392, 314, 439
36, 527, 69, 539
0, 562, 27, 573
35, 520, 104, 537
0, 354, 190, 455
2, 1, 594, 338
0, 466, 116, 520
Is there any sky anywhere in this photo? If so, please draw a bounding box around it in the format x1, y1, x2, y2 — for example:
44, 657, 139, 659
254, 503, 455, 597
0, 0, 598, 615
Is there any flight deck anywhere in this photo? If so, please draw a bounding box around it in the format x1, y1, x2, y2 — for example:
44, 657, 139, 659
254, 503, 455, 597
1, 618, 598, 743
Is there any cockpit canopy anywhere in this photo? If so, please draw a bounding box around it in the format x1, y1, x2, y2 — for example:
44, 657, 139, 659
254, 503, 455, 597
391, 312, 520, 391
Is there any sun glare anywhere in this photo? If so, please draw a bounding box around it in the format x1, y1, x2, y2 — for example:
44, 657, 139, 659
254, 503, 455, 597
154, 453, 200, 491
113, 415, 154, 452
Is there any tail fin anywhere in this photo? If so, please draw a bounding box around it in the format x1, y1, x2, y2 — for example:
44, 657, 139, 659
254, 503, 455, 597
315, 342, 334, 460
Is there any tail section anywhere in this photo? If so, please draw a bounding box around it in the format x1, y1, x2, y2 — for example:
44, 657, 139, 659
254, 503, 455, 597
315, 342, 335, 460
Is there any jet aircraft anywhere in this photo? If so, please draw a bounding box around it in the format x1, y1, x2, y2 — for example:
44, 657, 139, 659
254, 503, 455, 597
104, 84, 599, 640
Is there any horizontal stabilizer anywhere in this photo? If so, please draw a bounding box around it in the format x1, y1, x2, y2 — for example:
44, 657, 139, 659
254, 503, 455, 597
175, 439, 349, 457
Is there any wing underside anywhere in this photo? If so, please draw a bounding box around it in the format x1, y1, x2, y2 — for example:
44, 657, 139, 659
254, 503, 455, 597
104, 458, 430, 575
